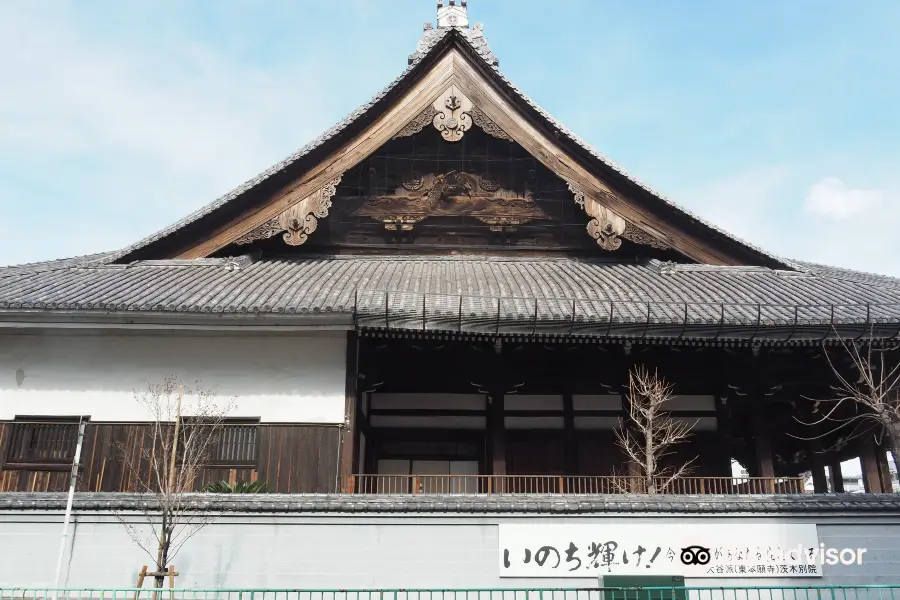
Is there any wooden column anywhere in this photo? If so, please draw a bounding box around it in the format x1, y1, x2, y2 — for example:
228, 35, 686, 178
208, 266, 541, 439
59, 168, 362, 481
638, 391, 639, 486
876, 441, 894, 493
563, 392, 577, 475
829, 460, 844, 492
488, 391, 506, 477
339, 332, 359, 493
751, 403, 775, 492
714, 394, 733, 477
859, 438, 884, 494
810, 455, 828, 493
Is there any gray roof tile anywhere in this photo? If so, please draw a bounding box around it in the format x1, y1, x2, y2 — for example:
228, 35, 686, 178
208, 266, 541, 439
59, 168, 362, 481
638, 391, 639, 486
2, 255, 900, 340
2, 492, 900, 514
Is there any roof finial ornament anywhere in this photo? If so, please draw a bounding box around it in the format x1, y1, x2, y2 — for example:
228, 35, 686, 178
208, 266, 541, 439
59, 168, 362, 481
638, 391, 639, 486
437, 0, 469, 28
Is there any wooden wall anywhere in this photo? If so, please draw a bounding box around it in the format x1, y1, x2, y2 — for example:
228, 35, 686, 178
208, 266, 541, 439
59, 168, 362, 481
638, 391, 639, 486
0, 422, 340, 493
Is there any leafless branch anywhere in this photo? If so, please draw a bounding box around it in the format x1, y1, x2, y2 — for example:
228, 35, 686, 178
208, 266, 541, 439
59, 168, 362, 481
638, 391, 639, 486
614, 366, 698, 493
793, 326, 900, 475
114, 376, 234, 587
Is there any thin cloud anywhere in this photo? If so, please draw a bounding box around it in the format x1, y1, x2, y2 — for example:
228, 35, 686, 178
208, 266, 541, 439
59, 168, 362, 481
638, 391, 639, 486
676, 167, 900, 277
0, 3, 334, 265
804, 177, 883, 220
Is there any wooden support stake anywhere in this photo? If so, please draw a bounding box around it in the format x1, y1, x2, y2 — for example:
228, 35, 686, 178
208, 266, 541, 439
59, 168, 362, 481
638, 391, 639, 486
133, 566, 179, 598
134, 565, 148, 600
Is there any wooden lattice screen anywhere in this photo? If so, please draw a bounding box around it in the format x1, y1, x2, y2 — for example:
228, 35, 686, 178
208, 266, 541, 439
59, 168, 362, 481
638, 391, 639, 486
4, 419, 80, 468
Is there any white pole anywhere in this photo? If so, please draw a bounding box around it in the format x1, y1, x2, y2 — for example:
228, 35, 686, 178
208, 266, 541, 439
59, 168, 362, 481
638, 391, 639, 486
53, 418, 86, 593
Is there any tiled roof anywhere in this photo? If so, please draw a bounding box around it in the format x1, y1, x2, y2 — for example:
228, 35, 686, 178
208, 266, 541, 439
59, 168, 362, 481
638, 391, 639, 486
2, 255, 899, 341
2, 492, 900, 514
104, 22, 789, 267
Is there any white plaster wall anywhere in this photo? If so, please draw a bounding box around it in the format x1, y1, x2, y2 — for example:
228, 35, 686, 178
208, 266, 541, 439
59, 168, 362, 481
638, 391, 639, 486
0, 511, 897, 588
0, 332, 347, 423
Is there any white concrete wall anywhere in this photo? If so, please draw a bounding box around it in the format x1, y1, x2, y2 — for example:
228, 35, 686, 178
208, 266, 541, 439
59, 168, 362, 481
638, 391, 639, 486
0, 332, 347, 423
0, 510, 897, 588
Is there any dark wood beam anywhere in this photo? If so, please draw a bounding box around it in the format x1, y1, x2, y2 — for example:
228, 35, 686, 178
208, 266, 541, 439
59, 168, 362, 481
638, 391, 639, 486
488, 391, 506, 477
810, 454, 828, 493
829, 460, 844, 492
340, 332, 360, 492
877, 440, 894, 493
563, 392, 576, 475
751, 404, 775, 491
859, 437, 884, 493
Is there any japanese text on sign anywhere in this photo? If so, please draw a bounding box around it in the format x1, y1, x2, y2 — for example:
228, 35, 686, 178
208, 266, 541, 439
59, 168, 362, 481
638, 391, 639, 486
498, 523, 822, 578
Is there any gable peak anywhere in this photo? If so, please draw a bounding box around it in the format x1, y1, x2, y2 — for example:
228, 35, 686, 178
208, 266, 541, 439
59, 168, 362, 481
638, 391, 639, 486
437, 0, 468, 28
412, 1, 497, 67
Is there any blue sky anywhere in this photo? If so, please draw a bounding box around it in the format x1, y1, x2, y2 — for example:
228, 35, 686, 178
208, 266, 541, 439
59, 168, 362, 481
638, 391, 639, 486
1, 0, 899, 274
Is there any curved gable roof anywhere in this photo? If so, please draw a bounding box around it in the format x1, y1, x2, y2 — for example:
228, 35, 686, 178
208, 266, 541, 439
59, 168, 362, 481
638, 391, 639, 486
107, 23, 792, 269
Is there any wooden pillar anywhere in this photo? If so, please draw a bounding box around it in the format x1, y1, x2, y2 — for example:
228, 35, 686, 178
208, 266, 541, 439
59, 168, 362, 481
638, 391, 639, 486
751, 403, 775, 492
488, 391, 506, 477
714, 394, 733, 477
339, 332, 359, 493
876, 442, 894, 493
810, 455, 828, 493
563, 392, 577, 475
829, 460, 844, 492
859, 438, 884, 494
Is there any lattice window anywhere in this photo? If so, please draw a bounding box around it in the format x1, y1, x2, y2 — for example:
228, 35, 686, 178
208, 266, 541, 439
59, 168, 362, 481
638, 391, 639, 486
180, 418, 260, 468
3, 416, 83, 469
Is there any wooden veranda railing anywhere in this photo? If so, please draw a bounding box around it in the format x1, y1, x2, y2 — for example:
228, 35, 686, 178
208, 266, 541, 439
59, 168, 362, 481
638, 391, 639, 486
346, 474, 807, 495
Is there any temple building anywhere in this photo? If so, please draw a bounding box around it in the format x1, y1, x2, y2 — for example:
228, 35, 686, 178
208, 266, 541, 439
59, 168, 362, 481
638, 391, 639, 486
1, 1, 899, 589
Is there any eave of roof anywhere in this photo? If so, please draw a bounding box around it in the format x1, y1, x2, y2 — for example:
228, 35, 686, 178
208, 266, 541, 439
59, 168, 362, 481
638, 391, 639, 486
3, 255, 900, 343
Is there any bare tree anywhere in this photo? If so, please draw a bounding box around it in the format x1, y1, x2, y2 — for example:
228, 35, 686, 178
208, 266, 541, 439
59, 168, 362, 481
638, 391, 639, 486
796, 332, 900, 474
615, 366, 697, 493
116, 376, 234, 588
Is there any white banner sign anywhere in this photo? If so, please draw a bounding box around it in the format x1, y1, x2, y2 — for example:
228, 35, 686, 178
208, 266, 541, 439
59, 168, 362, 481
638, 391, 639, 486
499, 523, 823, 578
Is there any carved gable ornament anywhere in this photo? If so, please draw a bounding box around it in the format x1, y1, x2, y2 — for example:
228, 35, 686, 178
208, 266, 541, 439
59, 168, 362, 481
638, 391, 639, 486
354, 169, 551, 230
567, 182, 669, 251
394, 86, 512, 142
235, 176, 343, 246
433, 85, 473, 142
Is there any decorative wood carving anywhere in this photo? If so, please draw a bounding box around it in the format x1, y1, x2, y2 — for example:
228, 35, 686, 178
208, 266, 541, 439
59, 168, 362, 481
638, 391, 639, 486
393, 107, 438, 139
478, 175, 501, 192
235, 176, 342, 246
622, 223, 670, 250
470, 106, 512, 141
395, 104, 511, 143
354, 170, 551, 227
432, 86, 473, 142
567, 182, 626, 251
401, 171, 425, 191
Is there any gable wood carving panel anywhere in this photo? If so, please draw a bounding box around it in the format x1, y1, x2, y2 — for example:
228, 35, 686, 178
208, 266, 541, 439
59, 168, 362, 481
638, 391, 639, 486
392, 103, 511, 142
393, 107, 438, 139
177, 49, 736, 264
567, 181, 628, 251
432, 85, 473, 142
234, 176, 342, 246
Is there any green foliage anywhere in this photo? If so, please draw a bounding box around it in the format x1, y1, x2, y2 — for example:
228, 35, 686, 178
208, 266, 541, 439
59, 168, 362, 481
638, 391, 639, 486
203, 480, 274, 493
